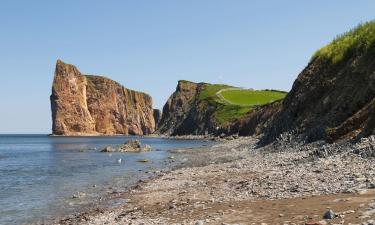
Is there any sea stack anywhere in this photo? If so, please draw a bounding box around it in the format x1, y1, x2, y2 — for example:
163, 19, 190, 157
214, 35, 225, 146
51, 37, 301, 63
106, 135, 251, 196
50, 60, 155, 136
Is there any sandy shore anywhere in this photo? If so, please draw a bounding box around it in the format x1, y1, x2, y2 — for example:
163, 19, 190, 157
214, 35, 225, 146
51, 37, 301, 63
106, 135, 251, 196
55, 137, 375, 225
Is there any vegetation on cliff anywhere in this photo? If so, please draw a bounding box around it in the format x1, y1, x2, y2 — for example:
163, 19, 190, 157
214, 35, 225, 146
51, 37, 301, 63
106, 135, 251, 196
312, 21, 375, 64
198, 84, 286, 125
220, 89, 287, 106
259, 20, 375, 143
157, 80, 287, 136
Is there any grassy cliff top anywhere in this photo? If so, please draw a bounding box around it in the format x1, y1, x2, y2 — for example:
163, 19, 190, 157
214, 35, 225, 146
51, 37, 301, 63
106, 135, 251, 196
312, 21, 375, 64
198, 84, 286, 125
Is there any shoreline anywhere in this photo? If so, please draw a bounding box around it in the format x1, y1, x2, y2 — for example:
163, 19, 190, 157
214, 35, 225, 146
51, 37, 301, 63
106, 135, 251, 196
54, 137, 375, 225
48, 133, 217, 141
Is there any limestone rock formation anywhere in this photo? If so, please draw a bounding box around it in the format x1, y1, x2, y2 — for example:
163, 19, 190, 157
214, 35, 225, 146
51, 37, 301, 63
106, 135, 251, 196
50, 60, 155, 135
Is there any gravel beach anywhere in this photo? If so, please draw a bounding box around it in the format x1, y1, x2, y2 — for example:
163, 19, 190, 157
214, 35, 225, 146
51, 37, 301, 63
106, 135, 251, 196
55, 137, 375, 225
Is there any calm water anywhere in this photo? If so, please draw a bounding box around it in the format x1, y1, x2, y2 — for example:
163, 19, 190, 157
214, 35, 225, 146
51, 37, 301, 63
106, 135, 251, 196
0, 135, 210, 225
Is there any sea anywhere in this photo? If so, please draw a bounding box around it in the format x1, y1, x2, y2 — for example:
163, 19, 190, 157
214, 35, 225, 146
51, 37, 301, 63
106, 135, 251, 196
0, 134, 210, 224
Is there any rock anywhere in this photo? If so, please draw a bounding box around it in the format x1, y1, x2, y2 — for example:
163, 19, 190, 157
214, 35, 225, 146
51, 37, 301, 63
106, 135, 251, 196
101, 146, 115, 152
142, 144, 152, 151
195, 220, 204, 225
51, 60, 155, 136
118, 140, 142, 152
72, 192, 86, 199
323, 209, 335, 219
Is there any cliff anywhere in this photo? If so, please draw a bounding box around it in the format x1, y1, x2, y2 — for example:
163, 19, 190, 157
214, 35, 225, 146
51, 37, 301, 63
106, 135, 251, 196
156, 80, 208, 135
50, 60, 155, 135
156, 80, 285, 136
259, 21, 375, 143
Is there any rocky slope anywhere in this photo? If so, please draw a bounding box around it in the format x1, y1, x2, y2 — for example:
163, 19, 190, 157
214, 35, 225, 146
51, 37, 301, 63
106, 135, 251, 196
259, 21, 375, 143
156, 80, 209, 135
50, 60, 155, 135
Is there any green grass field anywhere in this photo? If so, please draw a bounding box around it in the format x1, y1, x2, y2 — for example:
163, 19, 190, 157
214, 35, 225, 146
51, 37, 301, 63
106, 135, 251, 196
220, 89, 287, 106
198, 84, 287, 125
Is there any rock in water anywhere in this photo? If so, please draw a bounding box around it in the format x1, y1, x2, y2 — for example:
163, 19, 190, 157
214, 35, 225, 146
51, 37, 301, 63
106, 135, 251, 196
50, 59, 156, 136
101, 146, 115, 152
142, 144, 152, 151
118, 140, 142, 152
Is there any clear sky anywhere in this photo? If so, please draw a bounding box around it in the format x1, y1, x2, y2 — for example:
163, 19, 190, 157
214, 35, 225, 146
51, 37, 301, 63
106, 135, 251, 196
0, 0, 374, 134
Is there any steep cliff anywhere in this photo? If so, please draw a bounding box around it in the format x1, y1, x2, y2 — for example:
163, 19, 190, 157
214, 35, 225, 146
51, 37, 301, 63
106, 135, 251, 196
50, 60, 155, 135
260, 21, 375, 143
156, 80, 285, 136
156, 80, 207, 135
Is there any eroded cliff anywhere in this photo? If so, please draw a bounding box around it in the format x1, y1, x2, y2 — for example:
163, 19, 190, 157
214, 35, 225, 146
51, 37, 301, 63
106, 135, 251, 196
260, 21, 375, 143
50, 60, 155, 135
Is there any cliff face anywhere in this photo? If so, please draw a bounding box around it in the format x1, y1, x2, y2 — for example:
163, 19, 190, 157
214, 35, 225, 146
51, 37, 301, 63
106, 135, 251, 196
50, 60, 155, 135
156, 80, 220, 135
153, 109, 162, 129
260, 22, 375, 143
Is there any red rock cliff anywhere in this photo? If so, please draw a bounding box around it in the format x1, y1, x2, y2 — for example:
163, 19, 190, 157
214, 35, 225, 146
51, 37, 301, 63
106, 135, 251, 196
50, 60, 155, 135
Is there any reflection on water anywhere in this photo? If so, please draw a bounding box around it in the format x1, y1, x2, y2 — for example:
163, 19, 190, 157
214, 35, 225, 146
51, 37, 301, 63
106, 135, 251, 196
0, 135, 210, 224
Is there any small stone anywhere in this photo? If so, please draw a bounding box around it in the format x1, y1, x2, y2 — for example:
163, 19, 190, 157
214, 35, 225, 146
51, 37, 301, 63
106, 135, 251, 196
195, 220, 204, 225
72, 192, 86, 199
323, 209, 335, 219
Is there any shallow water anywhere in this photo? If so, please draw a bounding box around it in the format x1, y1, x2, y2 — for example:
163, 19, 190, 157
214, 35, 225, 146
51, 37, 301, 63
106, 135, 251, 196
0, 135, 210, 224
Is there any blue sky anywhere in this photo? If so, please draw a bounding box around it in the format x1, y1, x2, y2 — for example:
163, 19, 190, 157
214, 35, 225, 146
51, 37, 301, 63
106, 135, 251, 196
0, 0, 374, 133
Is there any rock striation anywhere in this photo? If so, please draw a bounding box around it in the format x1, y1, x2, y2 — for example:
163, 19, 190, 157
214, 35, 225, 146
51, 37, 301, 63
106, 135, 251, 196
50, 60, 155, 135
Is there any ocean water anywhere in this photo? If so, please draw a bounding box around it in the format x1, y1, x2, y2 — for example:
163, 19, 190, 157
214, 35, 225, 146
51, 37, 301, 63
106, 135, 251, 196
0, 135, 210, 225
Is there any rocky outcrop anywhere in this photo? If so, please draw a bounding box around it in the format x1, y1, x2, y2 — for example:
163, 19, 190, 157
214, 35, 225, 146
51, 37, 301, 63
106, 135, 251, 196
260, 22, 375, 143
153, 109, 162, 129
50, 60, 155, 135
156, 80, 220, 135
